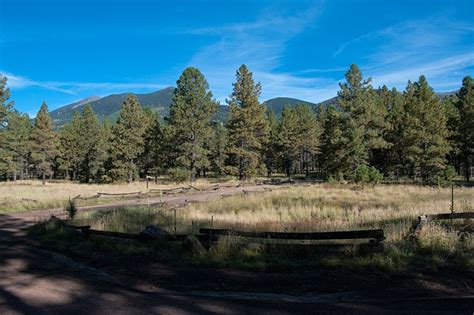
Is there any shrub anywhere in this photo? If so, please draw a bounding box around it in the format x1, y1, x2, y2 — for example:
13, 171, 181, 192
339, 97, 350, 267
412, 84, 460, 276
352, 165, 383, 185
65, 198, 77, 220
168, 167, 190, 183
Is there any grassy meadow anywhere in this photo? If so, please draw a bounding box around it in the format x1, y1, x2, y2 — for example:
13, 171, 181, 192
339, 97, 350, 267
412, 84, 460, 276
31, 183, 474, 273
0, 179, 228, 213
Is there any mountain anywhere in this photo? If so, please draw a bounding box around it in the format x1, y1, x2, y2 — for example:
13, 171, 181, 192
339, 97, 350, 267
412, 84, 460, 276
263, 97, 316, 117
50, 89, 318, 126
50, 87, 175, 127
50, 88, 457, 127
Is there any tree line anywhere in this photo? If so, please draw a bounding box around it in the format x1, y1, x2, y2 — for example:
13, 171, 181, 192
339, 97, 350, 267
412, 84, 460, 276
0, 64, 472, 184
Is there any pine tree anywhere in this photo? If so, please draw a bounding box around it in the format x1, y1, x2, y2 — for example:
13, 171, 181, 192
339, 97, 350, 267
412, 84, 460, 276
278, 106, 299, 177
30, 102, 59, 185
138, 109, 162, 179
320, 106, 348, 179
226, 65, 269, 180
0, 76, 13, 129
168, 67, 218, 181
58, 112, 83, 179
209, 122, 228, 175
79, 105, 107, 182
294, 104, 321, 176
337, 65, 389, 177
456, 76, 474, 181
0, 111, 32, 180
394, 76, 450, 181
109, 94, 146, 182
263, 108, 279, 177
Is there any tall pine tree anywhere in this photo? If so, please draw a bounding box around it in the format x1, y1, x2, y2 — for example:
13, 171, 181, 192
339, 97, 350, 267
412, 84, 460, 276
337, 65, 389, 177
30, 102, 59, 184
456, 76, 474, 181
167, 67, 218, 181
226, 65, 269, 180
109, 94, 146, 182
0, 111, 32, 180
393, 76, 450, 181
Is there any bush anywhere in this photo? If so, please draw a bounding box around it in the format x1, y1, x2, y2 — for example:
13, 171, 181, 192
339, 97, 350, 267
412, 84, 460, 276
352, 165, 383, 185
168, 167, 190, 183
65, 198, 77, 220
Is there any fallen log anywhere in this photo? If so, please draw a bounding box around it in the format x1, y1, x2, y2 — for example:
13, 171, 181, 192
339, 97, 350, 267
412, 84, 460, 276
199, 228, 385, 242
426, 212, 474, 221
97, 191, 142, 196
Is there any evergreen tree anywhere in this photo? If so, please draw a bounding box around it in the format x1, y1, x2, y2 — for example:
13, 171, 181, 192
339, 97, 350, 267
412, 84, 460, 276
30, 102, 59, 185
263, 108, 280, 176
226, 65, 269, 179
109, 94, 146, 182
138, 109, 162, 179
278, 106, 299, 177
58, 112, 83, 179
0, 111, 32, 180
294, 104, 321, 176
79, 105, 107, 182
209, 122, 228, 175
394, 77, 450, 180
456, 76, 474, 181
337, 65, 390, 177
168, 67, 218, 181
0, 76, 13, 129
320, 106, 348, 179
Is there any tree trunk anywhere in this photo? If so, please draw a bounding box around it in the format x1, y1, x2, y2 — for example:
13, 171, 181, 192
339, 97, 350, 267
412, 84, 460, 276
42, 172, 46, 185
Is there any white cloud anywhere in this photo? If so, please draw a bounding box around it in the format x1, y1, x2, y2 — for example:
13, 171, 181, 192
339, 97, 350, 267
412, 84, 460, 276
0, 71, 167, 95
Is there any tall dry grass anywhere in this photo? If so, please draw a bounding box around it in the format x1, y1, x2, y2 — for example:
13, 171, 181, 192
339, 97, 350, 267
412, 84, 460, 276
0, 179, 226, 213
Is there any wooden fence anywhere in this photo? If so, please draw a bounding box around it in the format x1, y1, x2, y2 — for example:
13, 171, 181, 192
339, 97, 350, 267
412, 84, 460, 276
412, 212, 474, 237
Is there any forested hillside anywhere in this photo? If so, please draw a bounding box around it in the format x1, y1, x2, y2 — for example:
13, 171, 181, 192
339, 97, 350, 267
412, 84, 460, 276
0, 64, 472, 184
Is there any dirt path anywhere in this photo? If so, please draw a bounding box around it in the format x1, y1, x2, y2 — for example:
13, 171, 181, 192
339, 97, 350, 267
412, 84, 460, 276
1, 184, 473, 314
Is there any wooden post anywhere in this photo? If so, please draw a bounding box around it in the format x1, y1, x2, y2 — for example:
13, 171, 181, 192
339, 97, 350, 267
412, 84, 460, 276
174, 209, 177, 234
146, 177, 149, 190
450, 183, 454, 213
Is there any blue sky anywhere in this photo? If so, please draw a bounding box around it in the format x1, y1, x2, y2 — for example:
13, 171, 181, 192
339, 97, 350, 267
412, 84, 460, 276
1, 0, 473, 116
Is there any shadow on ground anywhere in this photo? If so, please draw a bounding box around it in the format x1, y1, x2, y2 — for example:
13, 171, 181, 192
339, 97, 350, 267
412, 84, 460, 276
1, 213, 473, 314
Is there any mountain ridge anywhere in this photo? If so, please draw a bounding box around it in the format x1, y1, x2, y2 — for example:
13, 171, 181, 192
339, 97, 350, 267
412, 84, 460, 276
49, 87, 456, 127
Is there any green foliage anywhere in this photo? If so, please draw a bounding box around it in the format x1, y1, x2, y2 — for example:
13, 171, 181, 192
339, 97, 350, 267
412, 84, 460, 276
352, 165, 383, 185
0, 110, 32, 180
30, 102, 59, 184
389, 76, 450, 181
65, 198, 77, 220
109, 94, 146, 182
455, 76, 474, 181
168, 167, 190, 183
168, 67, 218, 180
226, 65, 269, 180
336, 65, 390, 178
209, 122, 228, 175
0, 76, 13, 129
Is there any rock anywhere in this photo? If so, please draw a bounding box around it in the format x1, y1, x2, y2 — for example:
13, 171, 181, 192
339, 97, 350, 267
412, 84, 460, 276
182, 235, 207, 256
46, 215, 65, 230
245, 243, 263, 252
138, 224, 169, 240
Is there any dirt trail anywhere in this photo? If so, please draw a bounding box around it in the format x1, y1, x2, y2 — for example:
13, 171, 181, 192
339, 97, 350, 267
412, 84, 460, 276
1, 184, 473, 314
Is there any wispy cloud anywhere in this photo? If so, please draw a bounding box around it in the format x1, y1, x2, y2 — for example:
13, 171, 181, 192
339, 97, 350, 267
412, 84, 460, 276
185, 3, 328, 102
1, 71, 167, 95
336, 17, 474, 91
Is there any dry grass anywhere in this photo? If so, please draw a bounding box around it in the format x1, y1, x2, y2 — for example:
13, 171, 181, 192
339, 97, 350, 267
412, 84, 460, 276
0, 179, 229, 213
34, 183, 474, 271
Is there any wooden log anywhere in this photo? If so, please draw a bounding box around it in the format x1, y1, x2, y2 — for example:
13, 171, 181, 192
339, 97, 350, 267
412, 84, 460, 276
97, 191, 142, 196
426, 212, 474, 221
73, 194, 100, 200
66, 224, 91, 230
199, 228, 385, 241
